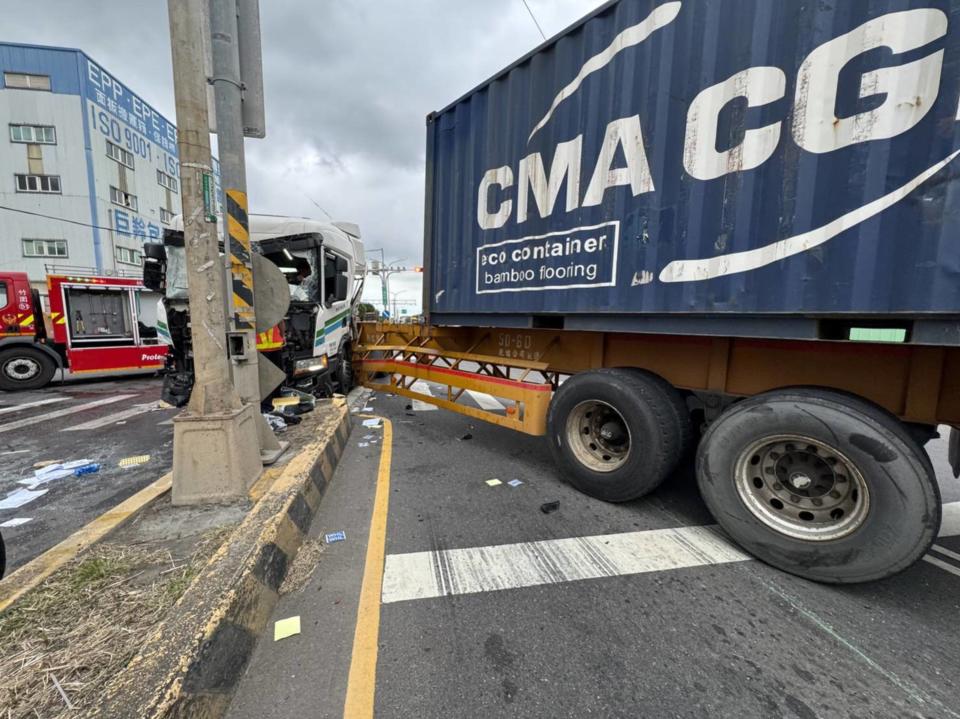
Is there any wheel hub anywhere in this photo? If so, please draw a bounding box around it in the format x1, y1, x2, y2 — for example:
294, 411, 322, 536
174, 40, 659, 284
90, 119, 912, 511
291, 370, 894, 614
734, 435, 870, 542
565, 400, 631, 473
3, 357, 40, 381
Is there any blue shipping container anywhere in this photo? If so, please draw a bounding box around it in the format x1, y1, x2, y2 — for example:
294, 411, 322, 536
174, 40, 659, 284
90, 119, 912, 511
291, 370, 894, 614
425, 0, 960, 334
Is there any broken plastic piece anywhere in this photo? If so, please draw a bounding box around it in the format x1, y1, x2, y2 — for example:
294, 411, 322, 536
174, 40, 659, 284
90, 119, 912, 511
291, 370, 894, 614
73, 463, 101, 476
118, 455, 150, 468
325, 531, 346, 543
485, 478, 502, 487
540, 501, 560, 514
274, 616, 301, 641
459, 433, 473, 441
508, 479, 523, 487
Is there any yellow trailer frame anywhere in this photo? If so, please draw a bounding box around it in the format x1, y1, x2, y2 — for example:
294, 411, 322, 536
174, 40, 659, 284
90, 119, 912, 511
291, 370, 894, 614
355, 321, 960, 435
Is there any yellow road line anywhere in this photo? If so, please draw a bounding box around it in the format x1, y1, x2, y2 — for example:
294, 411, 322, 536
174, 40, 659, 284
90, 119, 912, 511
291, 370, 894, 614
0, 472, 172, 614
343, 416, 393, 719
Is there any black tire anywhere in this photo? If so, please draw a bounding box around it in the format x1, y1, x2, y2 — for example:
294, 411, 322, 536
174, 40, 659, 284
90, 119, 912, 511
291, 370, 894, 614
0, 346, 56, 391
696, 388, 941, 584
625, 369, 694, 459
336, 343, 353, 392
547, 369, 684, 502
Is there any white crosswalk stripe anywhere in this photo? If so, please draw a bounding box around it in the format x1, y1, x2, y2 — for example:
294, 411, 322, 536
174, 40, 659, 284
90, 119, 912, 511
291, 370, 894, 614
381, 524, 750, 603
0, 396, 69, 416
0, 395, 136, 434
466, 390, 505, 411
62, 403, 161, 431
410, 381, 437, 411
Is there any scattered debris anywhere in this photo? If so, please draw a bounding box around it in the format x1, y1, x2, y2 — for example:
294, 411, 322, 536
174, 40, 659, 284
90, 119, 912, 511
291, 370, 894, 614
0, 449, 29, 456
156, 400, 175, 410
118, 455, 150, 469
358, 442, 370, 448
459, 433, 473, 441
33, 459, 63, 469
73, 463, 101, 477
540, 501, 560, 514
362, 406, 374, 412
115, 420, 127, 425
0, 487, 48, 510
264, 413, 288, 432
362, 434, 376, 440
272, 396, 300, 409
273, 616, 302, 642
0, 517, 32, 528
27, 459, 95, 486
362, 418, 382, 428
485, 478, 502, 487
405, 404, 413, 410
325, 531, 346, 544
508, 479, 524, 488
280, 538, 325, 595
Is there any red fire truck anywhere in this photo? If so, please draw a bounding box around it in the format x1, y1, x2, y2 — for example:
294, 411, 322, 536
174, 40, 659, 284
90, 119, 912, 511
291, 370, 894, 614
0, 270, 167, 391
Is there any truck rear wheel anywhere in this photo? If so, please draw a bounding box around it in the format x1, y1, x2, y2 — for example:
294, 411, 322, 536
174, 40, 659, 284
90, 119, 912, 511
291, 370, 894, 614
0, 347, 56, 391
547, 369, 685, 502
697, 388, 940, 583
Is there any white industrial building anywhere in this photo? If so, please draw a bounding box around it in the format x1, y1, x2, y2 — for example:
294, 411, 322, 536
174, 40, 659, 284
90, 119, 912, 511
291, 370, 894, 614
0, 42, 220, 300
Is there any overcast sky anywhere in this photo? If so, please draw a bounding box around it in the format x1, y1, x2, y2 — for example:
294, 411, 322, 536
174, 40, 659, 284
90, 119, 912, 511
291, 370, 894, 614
3, 0, 605, 311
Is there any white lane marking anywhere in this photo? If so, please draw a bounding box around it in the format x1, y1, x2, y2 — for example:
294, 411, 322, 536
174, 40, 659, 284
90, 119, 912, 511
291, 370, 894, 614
158, 418, 174, 426
940, 501, 960, 538
466, 390, 505, 411
62, 402, 159, 431
923, 555, 960, 579
0, 395, 136, 434
381, 524, 749, 604
930, 544, 960, 564
0, 396, 69, 416
660, 149, 960, 283
410, 381, 437, 412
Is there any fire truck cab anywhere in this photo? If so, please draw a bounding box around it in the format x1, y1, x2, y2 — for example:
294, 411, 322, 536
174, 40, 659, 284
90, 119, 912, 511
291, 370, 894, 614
0, 270, 167, 391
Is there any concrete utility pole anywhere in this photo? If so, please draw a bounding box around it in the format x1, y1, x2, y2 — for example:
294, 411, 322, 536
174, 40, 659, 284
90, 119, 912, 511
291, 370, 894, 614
209, 0, 285, 463
167, 0, 262, 504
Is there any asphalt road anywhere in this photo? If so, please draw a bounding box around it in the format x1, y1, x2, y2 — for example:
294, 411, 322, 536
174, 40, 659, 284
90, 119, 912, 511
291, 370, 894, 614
0, 374, 175, 572
229, 386, 960, 719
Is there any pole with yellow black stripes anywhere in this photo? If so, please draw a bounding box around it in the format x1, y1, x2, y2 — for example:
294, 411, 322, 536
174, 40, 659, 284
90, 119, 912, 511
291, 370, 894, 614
210, 0, 287, 464
167, 0, 263, 504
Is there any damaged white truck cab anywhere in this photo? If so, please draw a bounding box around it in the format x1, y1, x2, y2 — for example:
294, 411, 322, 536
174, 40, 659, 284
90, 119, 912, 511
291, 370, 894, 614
147, 214, 365, 405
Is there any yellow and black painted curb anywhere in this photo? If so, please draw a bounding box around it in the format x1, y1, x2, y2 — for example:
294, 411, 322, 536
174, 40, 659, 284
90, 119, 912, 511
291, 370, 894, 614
92, 399, 352, 719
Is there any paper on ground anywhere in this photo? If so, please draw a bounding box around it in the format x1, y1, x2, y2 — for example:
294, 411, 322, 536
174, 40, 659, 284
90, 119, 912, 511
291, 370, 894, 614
274, 616, 301, 641
508, 479, 523, 487
362, 418, 382, 428
0, 487, 48, 510
362, 406, 373, 412
358, 442, 369, 448
485, 478, 502, 487
0, 517, 32, 528
119, 455, 151, 468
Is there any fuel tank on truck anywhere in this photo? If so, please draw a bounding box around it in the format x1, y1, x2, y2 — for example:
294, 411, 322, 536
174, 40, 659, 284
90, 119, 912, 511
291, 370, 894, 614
424, 0, 960, 342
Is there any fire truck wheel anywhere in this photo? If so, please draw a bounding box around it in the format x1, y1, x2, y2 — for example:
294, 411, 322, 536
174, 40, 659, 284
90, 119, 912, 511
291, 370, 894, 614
696, 388, 940, 583
0, 347, 56, 391
547, 369, 683, 502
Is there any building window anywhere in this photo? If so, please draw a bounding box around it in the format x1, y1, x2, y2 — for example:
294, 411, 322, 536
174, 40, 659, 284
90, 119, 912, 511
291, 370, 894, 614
156, 170, 178, 193
109, 186, 138, 211
106, 140, 135, 169
22, 239, 68, 257
115, 246, 142, 265
15, 174, 61, 193
159, 207, 174, 224
10, 124, 55, 144
3, 72, 51, 91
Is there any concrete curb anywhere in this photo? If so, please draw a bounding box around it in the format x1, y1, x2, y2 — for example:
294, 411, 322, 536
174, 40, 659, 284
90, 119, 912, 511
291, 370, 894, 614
93, 398, 352, 719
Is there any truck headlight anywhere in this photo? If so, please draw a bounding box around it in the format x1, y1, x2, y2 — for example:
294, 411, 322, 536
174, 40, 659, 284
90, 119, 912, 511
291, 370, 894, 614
293, 356, 328, 376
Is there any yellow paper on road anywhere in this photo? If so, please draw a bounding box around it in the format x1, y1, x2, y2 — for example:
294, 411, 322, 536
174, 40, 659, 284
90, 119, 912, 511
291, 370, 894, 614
119, 455, 150, 468
274, 616, 301, 641
485, 478, 502, 487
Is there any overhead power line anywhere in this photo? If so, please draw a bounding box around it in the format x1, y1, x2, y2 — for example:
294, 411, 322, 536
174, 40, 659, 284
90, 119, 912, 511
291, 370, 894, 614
521, 0, 547, 40
0, 204, 127, 233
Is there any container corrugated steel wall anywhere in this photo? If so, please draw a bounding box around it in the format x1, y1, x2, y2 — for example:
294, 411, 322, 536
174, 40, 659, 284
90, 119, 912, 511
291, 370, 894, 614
425, 0, 960, 323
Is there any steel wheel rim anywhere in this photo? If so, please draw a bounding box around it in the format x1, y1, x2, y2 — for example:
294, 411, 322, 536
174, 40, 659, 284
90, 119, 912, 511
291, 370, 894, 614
566, 400, 631, 472
3, 356, 40, 382
734, 434, 870, 542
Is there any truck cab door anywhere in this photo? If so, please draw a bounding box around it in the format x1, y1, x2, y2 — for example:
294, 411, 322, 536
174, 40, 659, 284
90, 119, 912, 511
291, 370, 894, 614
316, 250, 351, 358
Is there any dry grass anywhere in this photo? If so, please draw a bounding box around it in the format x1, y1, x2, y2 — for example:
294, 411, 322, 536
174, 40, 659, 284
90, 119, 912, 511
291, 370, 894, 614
0, 529, 229, 717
